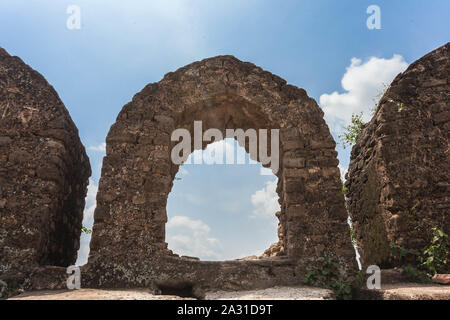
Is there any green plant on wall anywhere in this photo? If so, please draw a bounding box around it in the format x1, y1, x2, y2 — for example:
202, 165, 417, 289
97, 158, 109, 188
81, 226, 92, 234
337, 85, 388, 149
370, 83, 389, 115
390, 243, 420, 261
387, 98, 404, 112
391, 227, 449, 282
349, 221, 357, 248
389, 242, 421, 269
338, 85, 407, 149
338, 112, 367, 149
421, 227, 449, 276
402, 264, 430, 283
303, 258, 353, 300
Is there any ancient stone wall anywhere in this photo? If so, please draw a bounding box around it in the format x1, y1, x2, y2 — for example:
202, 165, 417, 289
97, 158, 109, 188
0, 47, 91, 292
1, 42, 448, 298
84, 55, 356, 289
346, 43, 450, 269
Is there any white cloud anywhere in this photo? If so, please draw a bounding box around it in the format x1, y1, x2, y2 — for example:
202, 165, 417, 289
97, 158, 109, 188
250, 180, 280, 219
75, 179, 98, 266
260, 167, 274, 176
178, 166, 189, 176
186, 138, 239, 165
88, 142, 106, 152
76, 235, 91, 267
339, 164, 348, 183
166, 216, 223, 260
167, 216, 210, 233
82, 179, 98, 227
320, 54, 408, 132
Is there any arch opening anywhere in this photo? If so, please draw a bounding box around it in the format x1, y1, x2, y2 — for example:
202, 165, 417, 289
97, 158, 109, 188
166, 138, 281, 261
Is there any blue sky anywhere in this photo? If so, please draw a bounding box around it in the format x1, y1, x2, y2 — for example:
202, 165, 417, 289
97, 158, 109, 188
0, 1, 448, 264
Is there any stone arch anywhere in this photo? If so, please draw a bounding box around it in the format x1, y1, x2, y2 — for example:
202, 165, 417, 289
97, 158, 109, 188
86, 56, 356, 289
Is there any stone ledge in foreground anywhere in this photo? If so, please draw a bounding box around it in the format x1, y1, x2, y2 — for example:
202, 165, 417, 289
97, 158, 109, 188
355, 283, 450, 300
8, 286, 334, 300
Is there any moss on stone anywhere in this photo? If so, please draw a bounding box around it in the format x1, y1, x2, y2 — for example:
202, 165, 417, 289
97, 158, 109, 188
359, 165, 390, 266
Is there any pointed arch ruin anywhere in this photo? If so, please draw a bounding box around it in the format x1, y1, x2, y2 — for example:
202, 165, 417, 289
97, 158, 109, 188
84, 55, 356, 290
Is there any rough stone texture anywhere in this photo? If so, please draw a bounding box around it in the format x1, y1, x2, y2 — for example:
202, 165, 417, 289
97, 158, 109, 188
10, 283, 449, 300
204, 286, 334, 300
0, 47, 91, 296
8, 286, 334, 300
377, 268, 408, 284
354, 283, 450, 300
85, 55, 357, 290
8, 288, 194, 300
262, 211, 285, 257
432, 274, 450, 285
346, 43, 450, 269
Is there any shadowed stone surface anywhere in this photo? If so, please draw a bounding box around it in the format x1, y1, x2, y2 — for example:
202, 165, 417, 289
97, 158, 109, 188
84, 55, 357, 290
0, 47, 91, 296
346, 43, 450, 269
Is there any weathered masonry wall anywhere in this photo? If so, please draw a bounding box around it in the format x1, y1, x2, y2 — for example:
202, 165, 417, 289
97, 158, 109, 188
84, 55, 357, 289
346, 43, 450, 269
0, 47, 91, 296
1, 43, 448, 298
